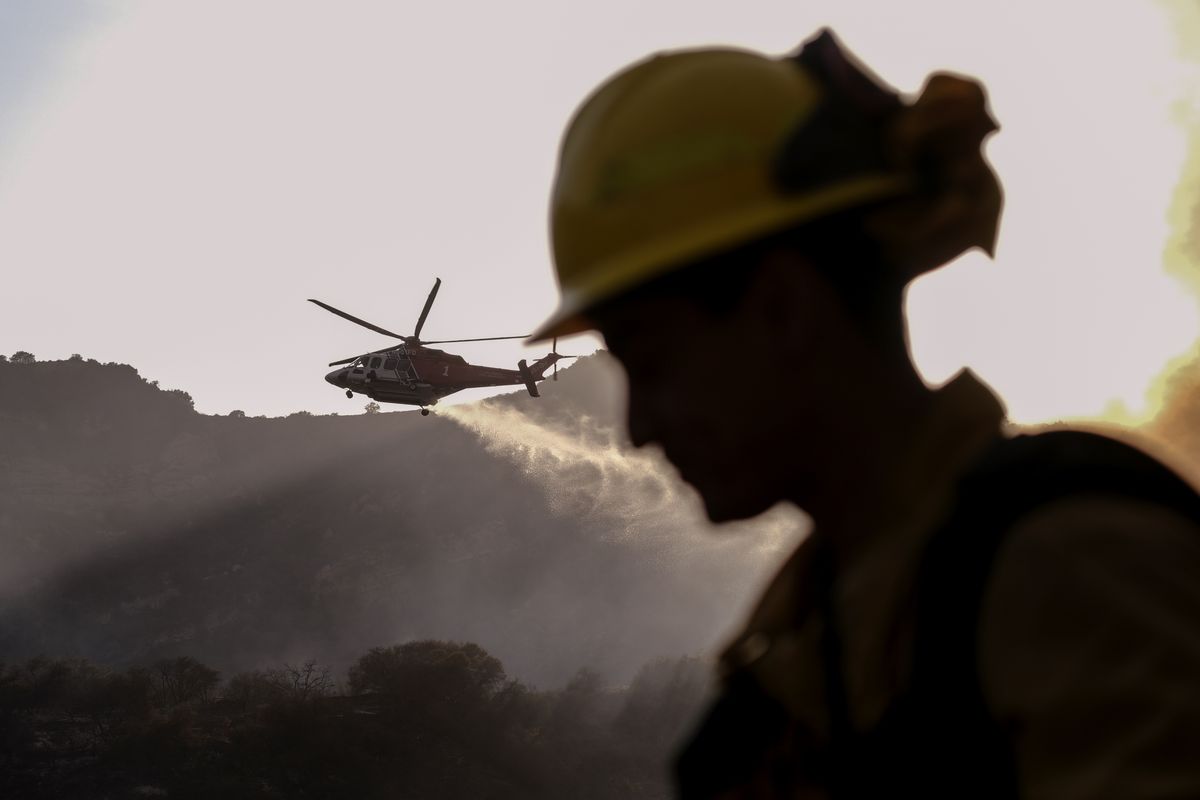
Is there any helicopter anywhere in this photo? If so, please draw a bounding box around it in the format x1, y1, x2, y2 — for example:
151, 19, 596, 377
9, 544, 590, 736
309, 278, 572, 415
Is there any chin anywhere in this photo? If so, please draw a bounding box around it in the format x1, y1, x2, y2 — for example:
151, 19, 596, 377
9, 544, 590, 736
669, 456, 779, 523
697, 485, 777, 524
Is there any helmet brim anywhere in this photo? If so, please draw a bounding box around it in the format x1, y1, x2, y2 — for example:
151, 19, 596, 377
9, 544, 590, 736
528, 172, 911, 343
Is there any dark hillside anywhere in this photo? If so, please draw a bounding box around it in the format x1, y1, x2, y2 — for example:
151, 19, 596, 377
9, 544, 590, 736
0, 355, 800, 687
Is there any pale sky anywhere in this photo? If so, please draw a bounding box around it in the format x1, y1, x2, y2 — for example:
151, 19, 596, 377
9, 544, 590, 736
2, 0, 1198, 421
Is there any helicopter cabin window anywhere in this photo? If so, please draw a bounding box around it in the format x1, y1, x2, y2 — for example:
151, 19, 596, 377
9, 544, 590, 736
383, 357, 398, 371
369, 357, 382, 370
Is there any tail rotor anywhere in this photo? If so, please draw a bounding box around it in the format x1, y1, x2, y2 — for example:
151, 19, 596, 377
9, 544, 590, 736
550, 337, 582, 381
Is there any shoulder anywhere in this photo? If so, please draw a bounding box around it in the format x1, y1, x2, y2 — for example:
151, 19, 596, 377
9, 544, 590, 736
981, 492, 1200, 664
979, 492, 1200, 798
966, 429, 1199, 503
977, 429, 1200, 702
975, 429, 1200, 663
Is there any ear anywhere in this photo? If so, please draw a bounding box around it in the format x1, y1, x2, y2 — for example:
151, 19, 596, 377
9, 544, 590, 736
744, 246, 839, 347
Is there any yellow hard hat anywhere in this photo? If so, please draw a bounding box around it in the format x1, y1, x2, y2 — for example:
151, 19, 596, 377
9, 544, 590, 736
530, 36, 913, 342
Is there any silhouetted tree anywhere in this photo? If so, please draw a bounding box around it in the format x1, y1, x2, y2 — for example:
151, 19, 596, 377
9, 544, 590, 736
70, 666, 155, 739
164, 388, 195, 410
228, 409, 246, 418
0, 647, 696, 800
18, 656, 79, 709
348, 641, 505, 704
151, 656, 219, 706
543, 667, 612, 748
266, 660, 334, 701
9, 351, 34, 364
614, 656, 709, 749
224, 670, 281, 711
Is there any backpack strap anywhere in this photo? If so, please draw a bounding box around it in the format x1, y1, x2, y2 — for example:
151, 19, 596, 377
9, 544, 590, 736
823, 430, 1200, 799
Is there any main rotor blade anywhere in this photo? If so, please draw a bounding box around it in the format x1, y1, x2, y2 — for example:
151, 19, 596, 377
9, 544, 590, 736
420, 335, 530, 344
308, 299, 408, 339
413, 277, 441, 341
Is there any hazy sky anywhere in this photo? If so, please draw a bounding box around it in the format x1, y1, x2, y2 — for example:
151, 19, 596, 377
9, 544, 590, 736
2, 1, 1198, 421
